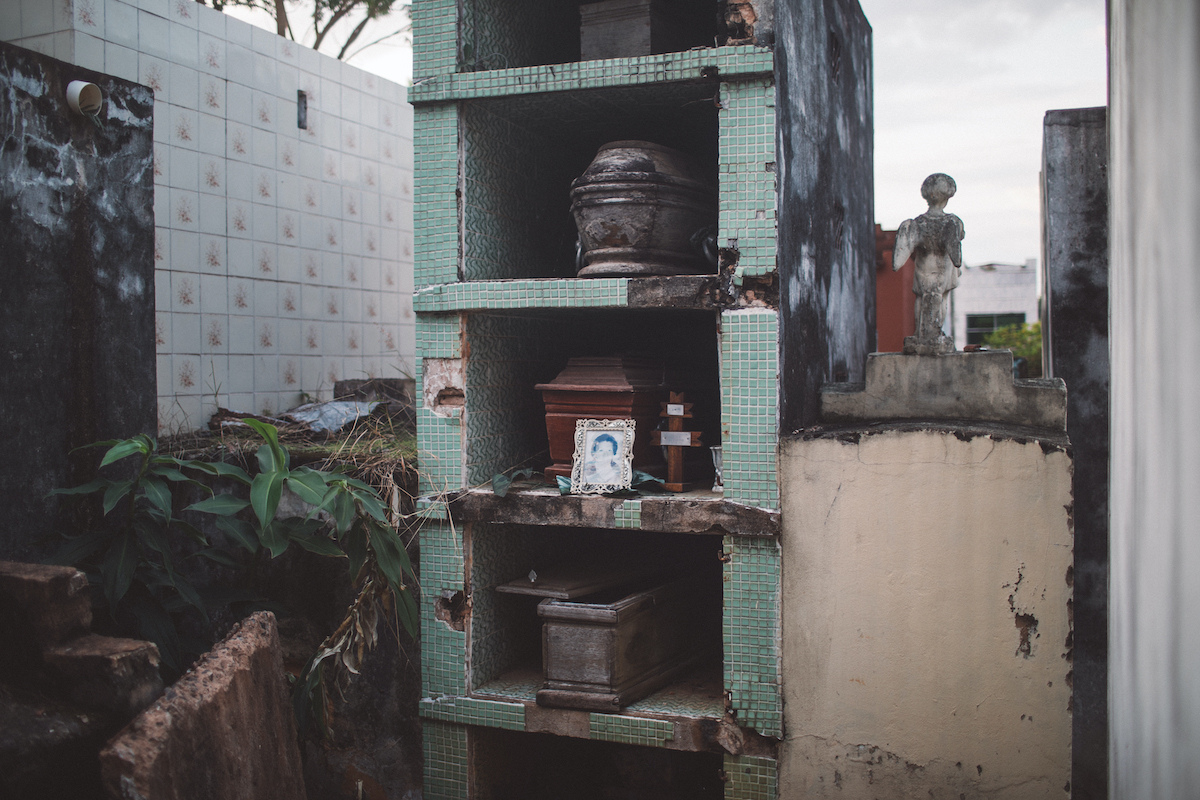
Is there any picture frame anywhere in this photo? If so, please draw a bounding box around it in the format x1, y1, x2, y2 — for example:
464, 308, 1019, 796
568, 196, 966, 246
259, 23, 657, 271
570, 418, 637, 495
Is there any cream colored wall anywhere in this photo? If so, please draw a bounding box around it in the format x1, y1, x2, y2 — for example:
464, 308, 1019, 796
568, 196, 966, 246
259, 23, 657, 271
778, 429, 1073, 799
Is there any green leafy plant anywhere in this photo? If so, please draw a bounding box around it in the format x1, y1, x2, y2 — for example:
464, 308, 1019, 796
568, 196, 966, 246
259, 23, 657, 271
984, 320, 1043, 377
48, 433, 221, 673
50, 420, 418, 735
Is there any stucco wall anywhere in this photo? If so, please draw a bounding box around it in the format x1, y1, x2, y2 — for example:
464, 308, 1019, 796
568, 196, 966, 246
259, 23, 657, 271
778, 428, 1073, 798
2, 0, 415, 432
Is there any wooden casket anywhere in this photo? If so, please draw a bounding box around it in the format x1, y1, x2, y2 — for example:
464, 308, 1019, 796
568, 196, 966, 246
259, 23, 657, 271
535, 356, 668, 481
534, 576, 707, 711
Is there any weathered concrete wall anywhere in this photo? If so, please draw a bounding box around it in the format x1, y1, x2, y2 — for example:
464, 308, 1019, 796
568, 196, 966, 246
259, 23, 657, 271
1108, 2, 1200, 797
1041, 105, 1108, 800
2, 0, 417, 431
778, 429, 1073, 798
100, 611, 306, 800
775, 0, 875, 429
0, 41, 155, 563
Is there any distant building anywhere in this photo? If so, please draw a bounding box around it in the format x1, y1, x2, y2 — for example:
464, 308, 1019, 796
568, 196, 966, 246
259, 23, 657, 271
950, 259, 1040, 349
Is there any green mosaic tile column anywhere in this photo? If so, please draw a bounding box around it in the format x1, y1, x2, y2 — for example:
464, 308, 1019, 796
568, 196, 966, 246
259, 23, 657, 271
719, 78, 777, 278
412, 0, 458, 78
423, 720, 468, 800
724, 755, 778, 800
720, 308, 778, 509
723, 535, 781, 738
416, 315, 464, 497
421, 518, 467, 699
414, 103, 460, 289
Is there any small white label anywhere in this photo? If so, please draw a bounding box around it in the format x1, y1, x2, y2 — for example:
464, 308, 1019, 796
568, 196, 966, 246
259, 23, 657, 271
660, 431, 692, 447
666, 403, 685, 416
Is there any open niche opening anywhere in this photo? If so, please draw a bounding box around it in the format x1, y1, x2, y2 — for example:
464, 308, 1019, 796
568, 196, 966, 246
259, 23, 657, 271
457, 0, 725, 72
459, 83, 719, 281
470, 727, 725, 800
467, 524, 723, 708
462, 308, 720, 488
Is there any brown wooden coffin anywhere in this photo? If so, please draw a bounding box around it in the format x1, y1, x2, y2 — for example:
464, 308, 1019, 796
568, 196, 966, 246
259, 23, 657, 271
535, 576, 707, 711
535, 356, 669, 481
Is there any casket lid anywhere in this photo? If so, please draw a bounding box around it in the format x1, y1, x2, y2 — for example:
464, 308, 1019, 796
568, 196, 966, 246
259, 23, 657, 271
535, 356, 667, 393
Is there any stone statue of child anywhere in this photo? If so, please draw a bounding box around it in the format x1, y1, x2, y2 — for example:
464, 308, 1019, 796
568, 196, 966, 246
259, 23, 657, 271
893, 173, 965, 355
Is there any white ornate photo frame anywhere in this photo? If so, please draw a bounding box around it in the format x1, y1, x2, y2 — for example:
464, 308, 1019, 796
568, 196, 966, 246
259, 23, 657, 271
570, 419, 637, 495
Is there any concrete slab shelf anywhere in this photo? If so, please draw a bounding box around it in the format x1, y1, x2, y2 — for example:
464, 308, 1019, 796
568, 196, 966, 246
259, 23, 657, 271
410, 46, 774, 105
444, 486, 780, 536
422, 664, 776, 757
413, 275, 725, 313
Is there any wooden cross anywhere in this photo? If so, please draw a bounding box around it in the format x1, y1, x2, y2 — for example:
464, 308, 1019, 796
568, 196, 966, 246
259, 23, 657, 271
650, 392, 702, 492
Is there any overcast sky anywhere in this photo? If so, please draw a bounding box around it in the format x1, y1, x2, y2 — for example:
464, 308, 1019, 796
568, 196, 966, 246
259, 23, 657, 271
230, 1, 1107, 265
859, 0, 1107, 265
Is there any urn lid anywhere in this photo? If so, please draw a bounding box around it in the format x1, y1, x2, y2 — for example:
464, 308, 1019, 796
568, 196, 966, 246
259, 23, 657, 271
572, 140, 711, 191
535, 356, 668, 393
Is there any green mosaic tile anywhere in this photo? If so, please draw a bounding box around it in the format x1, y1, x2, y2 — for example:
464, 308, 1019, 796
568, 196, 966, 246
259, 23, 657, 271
589, 713, 675, 748
613, 498, 641, 529
724, 755, 777, 800
417, 314, 462, 359
421, 519, 467, 699
470, 522, 545, 689
623, 677, 724, 719
473, 670, 542, 702
415, 497, 450, 519
414, 278, 629, 312
413, 104, 460, 289
462, 314, 576, 487
723, 536, 781, 738
420, 696, 526, 731
416, 315, 465, 497
411, 0, 458, 78
423, 720, 468, 800
719, 79, 777, 278
720, 309, 778, 509
410, 47, 774, 104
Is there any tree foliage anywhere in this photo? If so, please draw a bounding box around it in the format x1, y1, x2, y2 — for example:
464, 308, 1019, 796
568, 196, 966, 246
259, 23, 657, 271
49, 421, 418, 736
200, 0, 410, 61
984, 320, 1043, 377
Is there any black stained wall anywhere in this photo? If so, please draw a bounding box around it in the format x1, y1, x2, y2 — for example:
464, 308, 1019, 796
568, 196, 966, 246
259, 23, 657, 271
0, 42, 155, 562
1041, 106, 1109, 800
775, 0, 875, 431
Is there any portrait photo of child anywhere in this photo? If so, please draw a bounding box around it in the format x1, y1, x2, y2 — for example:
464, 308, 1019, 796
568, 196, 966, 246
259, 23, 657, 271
570, 419, 636, 494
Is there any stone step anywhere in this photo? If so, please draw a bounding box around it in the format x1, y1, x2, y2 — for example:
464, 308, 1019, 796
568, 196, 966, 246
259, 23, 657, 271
0, 561, 92, 652
44, 634, 163, 719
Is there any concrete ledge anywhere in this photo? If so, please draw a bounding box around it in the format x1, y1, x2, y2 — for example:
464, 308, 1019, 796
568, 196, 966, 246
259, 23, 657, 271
100, 612, 306, 800
820, 351, 1067, 431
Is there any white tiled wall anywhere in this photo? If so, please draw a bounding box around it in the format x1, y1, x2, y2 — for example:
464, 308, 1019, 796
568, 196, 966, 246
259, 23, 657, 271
6, 0, 415, 432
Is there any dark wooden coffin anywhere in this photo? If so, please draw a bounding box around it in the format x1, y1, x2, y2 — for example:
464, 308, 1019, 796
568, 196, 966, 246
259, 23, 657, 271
579, 0, 706, 61
535, 356, 668, 481
534, 576, 707, 711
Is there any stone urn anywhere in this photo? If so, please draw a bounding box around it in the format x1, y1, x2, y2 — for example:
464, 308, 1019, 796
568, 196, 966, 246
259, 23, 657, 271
570, 141, 716, 277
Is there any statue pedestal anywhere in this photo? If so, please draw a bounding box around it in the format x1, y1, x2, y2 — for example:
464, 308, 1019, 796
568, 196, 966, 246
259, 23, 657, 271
902, 334, 955, 356
820, 350, 1066, 432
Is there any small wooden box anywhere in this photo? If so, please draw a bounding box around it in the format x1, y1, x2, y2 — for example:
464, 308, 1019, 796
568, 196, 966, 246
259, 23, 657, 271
535, 356, 668, 481
535, 576, 706, 711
